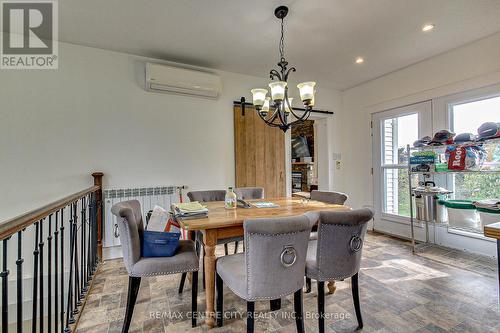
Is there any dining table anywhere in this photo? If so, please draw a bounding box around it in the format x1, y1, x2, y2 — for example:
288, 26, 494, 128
178, 197, 350, 329
483, 222, 500, 301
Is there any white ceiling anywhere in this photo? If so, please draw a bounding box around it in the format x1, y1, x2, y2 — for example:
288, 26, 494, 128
58, 0, 500, 90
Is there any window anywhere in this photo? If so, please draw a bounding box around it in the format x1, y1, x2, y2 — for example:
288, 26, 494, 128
450, 95, 500, 200
381, 114, 419, 216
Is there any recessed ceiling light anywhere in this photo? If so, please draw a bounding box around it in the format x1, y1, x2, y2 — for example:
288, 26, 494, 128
355, 57, 364, 64
422, 24, 435, 32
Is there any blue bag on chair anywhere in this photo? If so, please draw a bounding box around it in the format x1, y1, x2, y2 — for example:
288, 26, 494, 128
141, 230, 180, 257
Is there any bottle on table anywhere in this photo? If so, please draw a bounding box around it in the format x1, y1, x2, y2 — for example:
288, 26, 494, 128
225, 187, 237, 210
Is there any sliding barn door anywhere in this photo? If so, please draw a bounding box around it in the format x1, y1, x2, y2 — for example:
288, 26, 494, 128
234, 105, 286, 198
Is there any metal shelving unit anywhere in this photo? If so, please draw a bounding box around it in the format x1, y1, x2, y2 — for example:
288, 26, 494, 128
407, 139, 500, 253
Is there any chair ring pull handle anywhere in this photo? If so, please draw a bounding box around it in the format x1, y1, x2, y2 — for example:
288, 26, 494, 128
349, 235, 363, 252
280, 246, 297, 267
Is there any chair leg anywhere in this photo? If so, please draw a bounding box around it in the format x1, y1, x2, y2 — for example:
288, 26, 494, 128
270, 298, 281, 311
294, 289, 305, 333
352, 273, 363, 329
234, 241, 239, 253
122, 276, 141, 333
247, 301, 255, 333
191, 271, 198, 328
178, 273, 187, 294
224, 243, 229, 255
317, 281, 325, 333
305, 277, 312, 293
216, 273, 223, 327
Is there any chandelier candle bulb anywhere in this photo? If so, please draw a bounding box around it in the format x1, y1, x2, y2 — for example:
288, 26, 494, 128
251, 88, 268, 107
260, 97, 271, 116
297, 82, 316, 103
269, 81, 287, 101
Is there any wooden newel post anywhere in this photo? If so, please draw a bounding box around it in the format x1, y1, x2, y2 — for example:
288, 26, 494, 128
92, 172, 104, 260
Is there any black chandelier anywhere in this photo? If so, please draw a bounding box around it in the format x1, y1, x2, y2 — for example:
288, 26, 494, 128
250, 5, 317, 132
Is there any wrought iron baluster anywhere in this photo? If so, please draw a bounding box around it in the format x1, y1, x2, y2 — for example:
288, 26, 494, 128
1, 237, 9, 332
80, 197, 86, 295
73, 202, 81, 311
86, 195, 92, 284
60, 208, 65, 333
65, 204, 75, 330
39, 217, 45, 333
48, 214, 53, 333
54, 211, 59, 333
16, 230, 24, 333
32, 221, 40, 333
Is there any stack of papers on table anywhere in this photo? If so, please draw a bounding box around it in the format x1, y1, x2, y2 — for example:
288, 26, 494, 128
473, 199, 500, 211
252, 202, 279, 208
171, 201, 208, 220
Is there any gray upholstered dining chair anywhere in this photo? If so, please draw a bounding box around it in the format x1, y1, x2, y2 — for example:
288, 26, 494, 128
216, 215, 312, 333
111, 200, 200, 331
309, 190, 349, 243
305, 208, 374, 333
187, 190, 227, 203
178, 189, 242, 293
233, 187, 264, 252
234, 187, 265, 200
306, 190, 350, 293
310, 190, 348, 205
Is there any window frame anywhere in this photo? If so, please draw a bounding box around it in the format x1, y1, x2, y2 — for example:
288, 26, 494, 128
372, 101, 433, 223
444, 90, 500, 200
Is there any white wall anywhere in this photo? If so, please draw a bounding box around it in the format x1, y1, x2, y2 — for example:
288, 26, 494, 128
0, 42, 341, 222
340, 31, 500, 209
339, 32, 500, 256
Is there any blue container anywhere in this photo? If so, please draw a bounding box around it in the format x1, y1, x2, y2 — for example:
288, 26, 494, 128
141, 231, 180, 257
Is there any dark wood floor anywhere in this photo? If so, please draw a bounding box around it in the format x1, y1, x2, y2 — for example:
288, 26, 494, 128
76, 232, 499, 333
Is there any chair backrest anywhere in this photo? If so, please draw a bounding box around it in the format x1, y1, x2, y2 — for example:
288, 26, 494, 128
315, 208, 374, 280
310, 190, 348, 205
234, 187, 264, 200
187, 190, 226, 202
110, 200, 144, 274
244, 215, 311, 300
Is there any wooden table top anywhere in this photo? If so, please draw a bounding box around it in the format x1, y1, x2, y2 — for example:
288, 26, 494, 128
179, 197, 350, 230
484, 222, 500, 240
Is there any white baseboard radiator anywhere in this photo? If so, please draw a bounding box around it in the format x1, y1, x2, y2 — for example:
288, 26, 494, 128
103, 186, 182, 259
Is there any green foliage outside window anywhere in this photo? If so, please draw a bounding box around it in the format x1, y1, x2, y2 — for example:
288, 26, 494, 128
454, 174, 500, 200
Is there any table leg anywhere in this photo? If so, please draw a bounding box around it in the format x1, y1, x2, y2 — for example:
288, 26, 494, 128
203, 230, 217, 329
327, 281, 337, 294
497, 240, 500, 302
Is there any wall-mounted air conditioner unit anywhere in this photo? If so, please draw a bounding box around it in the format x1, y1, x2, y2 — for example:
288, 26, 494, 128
145, 62, 222, 99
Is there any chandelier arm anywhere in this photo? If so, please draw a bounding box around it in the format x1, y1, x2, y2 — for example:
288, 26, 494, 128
284, 95, 305, 120
288, 110, 312, 128
290, 106, 312, 122
276, 101, 286, 126
257, 106, 281, 127
270, 69, 282, 81
289, 108, 303, 120
258, 111, 281, 128
266, 106, 281, 123
283, 67, 296, 81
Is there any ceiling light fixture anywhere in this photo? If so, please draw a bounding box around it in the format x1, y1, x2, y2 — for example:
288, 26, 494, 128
422, 24, 435, 32
355, 57, 364, 64
249, 5, 317, 132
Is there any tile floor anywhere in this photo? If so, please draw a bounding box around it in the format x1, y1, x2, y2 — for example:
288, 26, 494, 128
76, 232, 499, 332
